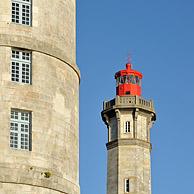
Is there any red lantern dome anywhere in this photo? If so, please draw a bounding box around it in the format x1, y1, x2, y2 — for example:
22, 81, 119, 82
115, 63, 143, 96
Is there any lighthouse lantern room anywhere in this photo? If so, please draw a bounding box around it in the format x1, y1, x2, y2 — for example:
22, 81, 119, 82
115, 63, 143, 96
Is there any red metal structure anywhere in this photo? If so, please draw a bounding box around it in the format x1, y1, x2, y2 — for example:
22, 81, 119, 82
115, 63, 143, 96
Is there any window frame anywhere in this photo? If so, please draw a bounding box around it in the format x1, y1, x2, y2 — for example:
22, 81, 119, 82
124, 178, 130, 193
125, 121, 131, 133
11, 48, 32, 84
10, 109, 32, 151
12, 0, 32, 26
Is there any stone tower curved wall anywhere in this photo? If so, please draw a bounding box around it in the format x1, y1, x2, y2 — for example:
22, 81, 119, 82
0, 0, 80, 194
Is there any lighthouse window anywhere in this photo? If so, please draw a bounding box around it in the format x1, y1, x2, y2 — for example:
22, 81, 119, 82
118, 75, 140, 85
120, 76, 125, 84
124, 76, 127, 83
116, 78, 119, 86
12, 0, 32, 26
125, 121, 130, 133
125, 179, 130, 193
126, 75, 130, 83
10, 109, 31, 151
139, 79, 142, 86
130, 75, 136, 84
135, 76, 140, 85
11, 49, 31, 84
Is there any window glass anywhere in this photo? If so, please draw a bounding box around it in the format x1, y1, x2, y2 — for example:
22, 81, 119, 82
116, 77, 119, 87
125, 179, 130, 193
123, 75, 127, 83
135, 76, 140, 85
12, 0, 32, 26
139, 79, 142, 87
11, 49, 31, 84
120, 76, 125, 84
125, 121, 130, 133
126, 75, 130, 83
10, 110, 31, 151
129, 75, 135, 84
117, 75, 141, 85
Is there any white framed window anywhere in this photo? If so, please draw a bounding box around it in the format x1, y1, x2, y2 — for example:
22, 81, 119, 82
10, 109, 31, 151
11, 49, 31, 84
125, 179, 130, 193
12, 0, 32, 26
125, 121, 130, 133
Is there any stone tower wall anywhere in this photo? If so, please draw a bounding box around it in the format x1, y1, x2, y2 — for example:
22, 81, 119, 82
117, 145, 151, 194
107, 147, 118, 194
0, 0, 80, 194
107, 144, 151, 194
106, 115, 152, 194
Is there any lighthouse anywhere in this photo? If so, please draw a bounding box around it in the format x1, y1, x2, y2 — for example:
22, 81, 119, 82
101, 63, 156, 194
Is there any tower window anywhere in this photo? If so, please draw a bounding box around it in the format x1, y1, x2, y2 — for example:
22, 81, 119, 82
125, 121, 130, 133
12, 0, 32, 26
125, 179, 130, 193
11, 49, 31, 84
10, 109, 31, 151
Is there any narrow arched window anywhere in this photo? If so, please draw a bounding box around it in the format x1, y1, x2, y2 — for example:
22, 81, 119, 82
125, 121, 130, 133
125, 179, 130, 193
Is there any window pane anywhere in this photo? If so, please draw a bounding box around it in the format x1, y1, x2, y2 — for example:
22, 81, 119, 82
10, 132, 18, 148
11, 49, 31, 84
130, 75, 136, 84
21, 63, 30, 83
11, 110, 19, 119
120, 76, 125, 84
10, 110, 31, 151
123, 76, 127, 83
12, 0, 31, 26
22, 4, 31, 25
21, 133, 29, 150
126, 75, 131, 83
11, 62, 20, 82
116, 77, 119, 87
11, 122, 18, 131
12, 3, 20, 23
125, 121, 130, 133
12, 50, 20, 59
135, 76, 140, 85
125, 179, 130, 192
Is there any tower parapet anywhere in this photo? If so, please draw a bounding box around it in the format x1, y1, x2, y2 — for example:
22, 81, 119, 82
103, 95, 155, 112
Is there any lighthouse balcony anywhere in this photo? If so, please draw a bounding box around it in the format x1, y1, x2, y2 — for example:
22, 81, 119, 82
103, 95, 155, 113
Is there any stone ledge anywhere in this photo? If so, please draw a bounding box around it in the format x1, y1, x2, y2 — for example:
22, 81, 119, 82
0, 182, 68, 194
0, 34, 80, 81
0, 164, 80, 194
103, 96, 155, 114
106, 139, 152, 150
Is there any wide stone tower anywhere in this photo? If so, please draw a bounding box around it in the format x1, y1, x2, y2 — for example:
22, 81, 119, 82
0, 0, 80, 194
101, 64, 156, 194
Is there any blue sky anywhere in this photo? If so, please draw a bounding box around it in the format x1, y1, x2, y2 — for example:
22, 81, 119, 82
77, 1, 194, 194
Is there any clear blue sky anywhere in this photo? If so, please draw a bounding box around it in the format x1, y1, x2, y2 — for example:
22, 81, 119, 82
77, 1, 194, 194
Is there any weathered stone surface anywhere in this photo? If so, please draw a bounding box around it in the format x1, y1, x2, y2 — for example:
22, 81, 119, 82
0, 1, 80, 194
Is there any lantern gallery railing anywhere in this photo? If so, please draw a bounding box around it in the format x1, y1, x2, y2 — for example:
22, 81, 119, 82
103, 95, 154, 112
